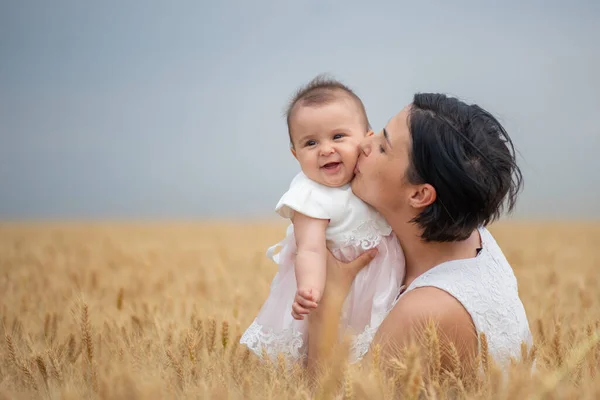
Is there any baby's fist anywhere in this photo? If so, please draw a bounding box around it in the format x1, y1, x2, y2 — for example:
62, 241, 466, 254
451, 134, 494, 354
291, 288, 320, 320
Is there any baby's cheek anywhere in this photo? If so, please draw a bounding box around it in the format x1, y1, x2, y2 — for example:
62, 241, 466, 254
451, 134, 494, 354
351, 145, 361, 160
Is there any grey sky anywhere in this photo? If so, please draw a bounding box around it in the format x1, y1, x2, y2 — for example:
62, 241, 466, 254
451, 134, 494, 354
1, 0, 599, 220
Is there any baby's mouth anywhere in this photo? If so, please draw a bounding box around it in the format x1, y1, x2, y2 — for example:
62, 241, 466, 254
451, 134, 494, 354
322, 162, 341, 170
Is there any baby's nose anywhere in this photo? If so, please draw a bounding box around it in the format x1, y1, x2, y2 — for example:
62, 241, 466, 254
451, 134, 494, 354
320, 144, 335, 155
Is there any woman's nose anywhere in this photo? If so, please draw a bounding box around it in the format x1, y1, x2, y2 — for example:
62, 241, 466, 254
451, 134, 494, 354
360, 136, 372, 156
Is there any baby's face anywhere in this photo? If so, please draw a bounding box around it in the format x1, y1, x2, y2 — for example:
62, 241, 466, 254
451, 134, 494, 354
290, 98, 367, 188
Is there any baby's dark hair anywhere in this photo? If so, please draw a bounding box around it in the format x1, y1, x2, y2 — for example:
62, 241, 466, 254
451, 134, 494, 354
285, 74, 371, 146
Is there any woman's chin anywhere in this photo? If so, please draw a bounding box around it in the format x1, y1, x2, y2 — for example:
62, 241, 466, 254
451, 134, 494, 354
350, 176, 364, 198
351, 175, 377, 207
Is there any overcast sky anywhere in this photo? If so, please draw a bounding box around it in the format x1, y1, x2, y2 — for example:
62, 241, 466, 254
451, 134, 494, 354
1, 0, 598, 220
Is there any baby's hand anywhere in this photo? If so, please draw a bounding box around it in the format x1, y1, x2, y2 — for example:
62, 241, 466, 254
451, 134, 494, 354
291, 288, 320, 320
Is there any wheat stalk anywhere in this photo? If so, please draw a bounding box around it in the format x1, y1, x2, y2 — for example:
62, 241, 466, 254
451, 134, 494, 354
81, 303, 94, 363
537, 318, 546, 345
342, 365, 353, 400
117, 288, 124, 310
43, 313, 51, 341
166, 348, 185, 389
553, 321, 564, 368
480, 332, 490, 376
186, 329, 196, 363
425, 320, 441, 385
221, 320, 229, 349
20, 362, 38, 392
4, 334, 18, 369
35, 355, 48, 383
532, 331, 600, 400
207, 318, 216, 353
48, 351, 63, 385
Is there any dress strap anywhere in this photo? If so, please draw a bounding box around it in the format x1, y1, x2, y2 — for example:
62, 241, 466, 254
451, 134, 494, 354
266, 241, 283, 264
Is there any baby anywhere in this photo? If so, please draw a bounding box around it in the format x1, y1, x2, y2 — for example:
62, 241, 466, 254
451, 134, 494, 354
240, 75, 405, 364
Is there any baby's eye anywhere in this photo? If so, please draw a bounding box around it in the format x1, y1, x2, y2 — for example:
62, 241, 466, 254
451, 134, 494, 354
305, 140, 316, 147
333, 133, 345, 140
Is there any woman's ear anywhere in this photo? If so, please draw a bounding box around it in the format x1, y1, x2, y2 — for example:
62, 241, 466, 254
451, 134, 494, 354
366, 130, 375, 137
409, 183, 436, 209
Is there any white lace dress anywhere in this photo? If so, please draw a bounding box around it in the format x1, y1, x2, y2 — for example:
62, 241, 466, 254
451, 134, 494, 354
240, 171, 406, 364
395, 226, 533, 367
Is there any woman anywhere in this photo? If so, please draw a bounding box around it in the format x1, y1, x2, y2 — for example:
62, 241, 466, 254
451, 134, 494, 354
296, 93, 533, 373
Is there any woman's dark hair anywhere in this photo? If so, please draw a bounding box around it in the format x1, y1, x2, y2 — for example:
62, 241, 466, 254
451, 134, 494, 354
406, 93, 523, 242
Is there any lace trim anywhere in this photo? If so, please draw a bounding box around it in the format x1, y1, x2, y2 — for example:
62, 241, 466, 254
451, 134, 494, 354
348, 310, 391, 363
239, 320, 306, 362
337, 219, 392, 250
240, 310, 393, 365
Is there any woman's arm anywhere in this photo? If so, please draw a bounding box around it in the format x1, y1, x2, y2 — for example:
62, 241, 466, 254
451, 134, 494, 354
305, 249, 377, 374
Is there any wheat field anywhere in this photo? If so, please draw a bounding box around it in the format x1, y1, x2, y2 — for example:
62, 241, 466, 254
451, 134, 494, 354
1, 221, 599, 399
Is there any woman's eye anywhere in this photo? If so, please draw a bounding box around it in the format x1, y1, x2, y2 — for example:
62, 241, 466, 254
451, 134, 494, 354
333, 134, 345, 140
305, 140, 316, 147
379, 145, 385, 153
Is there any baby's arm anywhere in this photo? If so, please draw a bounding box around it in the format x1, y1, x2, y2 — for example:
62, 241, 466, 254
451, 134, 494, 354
291, 212, 329, 320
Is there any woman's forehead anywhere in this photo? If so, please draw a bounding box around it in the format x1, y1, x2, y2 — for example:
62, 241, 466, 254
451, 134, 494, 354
385, 106, 411, 148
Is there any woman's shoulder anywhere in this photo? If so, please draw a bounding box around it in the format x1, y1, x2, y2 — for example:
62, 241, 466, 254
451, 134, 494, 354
398, 227, 532, 365
375, 285, 479, 364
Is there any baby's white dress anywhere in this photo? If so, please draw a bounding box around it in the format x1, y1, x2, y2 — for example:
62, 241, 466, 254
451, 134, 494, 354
240, 171, 406, 364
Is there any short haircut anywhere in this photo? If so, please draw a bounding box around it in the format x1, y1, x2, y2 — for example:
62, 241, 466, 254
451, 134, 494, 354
285, 74, 371, 146
406, 93, 523, 242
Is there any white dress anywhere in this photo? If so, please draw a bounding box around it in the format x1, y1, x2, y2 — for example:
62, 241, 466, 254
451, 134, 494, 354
240, 171, 406, 364
396, 226, 533, 367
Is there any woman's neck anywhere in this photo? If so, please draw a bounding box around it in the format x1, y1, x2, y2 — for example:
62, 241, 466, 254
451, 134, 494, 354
388, 215, 481, 288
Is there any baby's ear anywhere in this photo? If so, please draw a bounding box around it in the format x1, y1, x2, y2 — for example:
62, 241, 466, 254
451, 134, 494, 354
290, 146, 297, 159
366, 130, 374, 137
